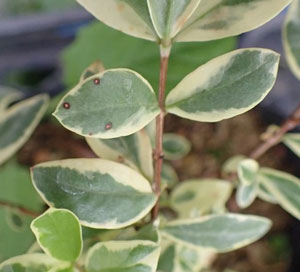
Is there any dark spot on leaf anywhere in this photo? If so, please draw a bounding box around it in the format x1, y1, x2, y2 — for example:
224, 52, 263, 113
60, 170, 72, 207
118, 156, 125, 163
63, 102, 70, 109
89, 132, 93, 136
105, 122, 112, 130
94, 78, 100, 85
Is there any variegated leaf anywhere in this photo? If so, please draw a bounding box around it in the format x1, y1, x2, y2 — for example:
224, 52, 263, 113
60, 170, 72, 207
54, 69, 160, 139
76, 0, 156, 41
0, 86, 22, 112
283, 0, 300, 79
31, 209, 82, 262
86, 129, 153, 180
170, 179, 232, 218
0, 94, 49, 165
0, 254, 60, 272
166, 49, 279, 122
257, 183, 278, 204
85, 240, 160, 272
31, 159, 157, 229
259, 168, 300, 219
163, 133, 191, 160
237, 159, 259, 185
147, 0, 201, 40
176, 0, 292, 42
282, 133, 300, 158
161, 214, 271, 252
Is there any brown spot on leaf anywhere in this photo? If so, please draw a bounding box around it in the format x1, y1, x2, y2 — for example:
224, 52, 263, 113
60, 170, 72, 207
63, 102, 70, 109
105, 123, 112, 130
93, 78, 100, 85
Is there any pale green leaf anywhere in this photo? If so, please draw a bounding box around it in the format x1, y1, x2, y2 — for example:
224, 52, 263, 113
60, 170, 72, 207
161, 214, 271, 252
0, 254, 60, 272
31, 208, 82, 262
147, 0, 200, 40
76, 0, 156, 41
85, 240, 160, 272
0, 94, 49, 165
176, 0, 292, 42
222, 155, 245, 176
86, 129, 153, 180
31, 159, 157, 229
236, 183, 258, 209
161, 162, 179, 189
170, 179, 232, 218
257, 184, 278, 204
283, 0, 300, 79
0, 86, 22, 112
163, 133, 191, 160
282, 133, 300, 158
259, 168, 300, 219
54, 69, 159, 139
166, 48, 280, 122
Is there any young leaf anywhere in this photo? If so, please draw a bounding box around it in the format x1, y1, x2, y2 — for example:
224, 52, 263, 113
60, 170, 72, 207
176, 0, 292, 42
258, 168, 300, 219
237, 159, 259, 185
0, 94, 49, 165
31, 208, 82, 262
0, 254, 60, 272
85, 240, 160, 272
170, 179, 232, 218
163, 133, 191, 160
147, 0, 200, 40
283, 0, 300, 79
236, 184, 258, 209
31, 159, 157, 229
54, 69, 160, 139
161, 214, 271, 252
166, 48, 280, 122
76, 0, 156, 41
0, 86, 22, 112
86, 129, 153, 180
282, 133, 300, 158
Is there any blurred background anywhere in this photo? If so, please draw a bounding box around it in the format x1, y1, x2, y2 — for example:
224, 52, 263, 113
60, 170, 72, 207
0, 1, 300, 271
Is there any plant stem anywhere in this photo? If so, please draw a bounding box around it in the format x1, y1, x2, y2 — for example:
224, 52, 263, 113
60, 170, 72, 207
152, 45, 171, 221
0, 200, 40, 217
250, 102, 300, 160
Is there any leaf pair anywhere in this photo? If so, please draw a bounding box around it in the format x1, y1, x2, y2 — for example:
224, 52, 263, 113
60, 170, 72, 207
77, 0, 291, 43
0, 88, 49, 165
55, 48, 280, 139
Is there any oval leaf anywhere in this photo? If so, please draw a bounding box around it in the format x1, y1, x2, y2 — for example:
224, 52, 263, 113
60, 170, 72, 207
163, 133, 191, 160
147, 0, 201, 40
85, 240, 160, 272
166, 49, 279, 122
31, 159, 157, 229
86, 129, 153, 180
31, 208, 82, 262
282, 133, 300, 158
258, 168, 300, 219
170, 179, 232, 218
54, 69, 160, 139
161, 214, 271, 252
76, 0, 156, 41
283, 0, 300, 79
176, 0, 292, 42
0, 254, 59, 272
236, 183, 258, 209
0, 94, 49, 165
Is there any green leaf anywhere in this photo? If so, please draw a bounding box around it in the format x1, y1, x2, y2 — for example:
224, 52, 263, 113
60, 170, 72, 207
257, 184, 278, 204
62, 21, 237, 94
258, 168, 300, 219
161, 162, 179, 189
31, 159, 157, 229
85, 240, 160, 272
31, 208, 82, 262
0, 254, 60, 272
236, 159, 259, 209
0, 208, 35, 262
0, 86, 22, 112
0, 94, 49, 165
161, 214, 271, 252
76, 0, 156, 41
176, 0, 292, 42
283, 0, 300, 79
86, 129, 153, 180
129, 224, 160, 243
163, 133, 191, 160
166, 48, 280, 122
170, 179, 232, 218
147, 0, 200, 40
282, 133, 300, 158
54, 69, 159, 139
